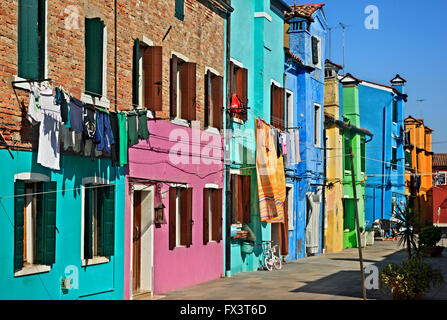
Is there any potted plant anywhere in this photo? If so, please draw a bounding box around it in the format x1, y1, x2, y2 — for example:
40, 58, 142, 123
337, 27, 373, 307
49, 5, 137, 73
418, 226, 444, 257
380, 258, 444, 300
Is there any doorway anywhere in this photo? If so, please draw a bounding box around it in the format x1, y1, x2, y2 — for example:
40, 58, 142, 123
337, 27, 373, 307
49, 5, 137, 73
131, 185, 154, 298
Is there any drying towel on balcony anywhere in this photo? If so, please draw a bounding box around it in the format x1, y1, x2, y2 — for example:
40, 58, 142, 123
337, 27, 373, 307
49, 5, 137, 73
255, 118, 286, 223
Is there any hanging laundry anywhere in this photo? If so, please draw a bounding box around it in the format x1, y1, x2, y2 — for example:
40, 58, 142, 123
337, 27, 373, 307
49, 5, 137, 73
37, 86, 62, 171
63, 92, 71, 129
281, 132, 287, 156
109, 112, 120, 167
137, 110, 149, 140
61, 126, 73, 151
255, 118, 286, 223
289, 131, 296, 165
69, 96, 84, 133
55, 87, 69, 124
276, 129, 282, 157
306, 191, 321, 254
118, 112, 128, 166
294, 129, 301, 163
127, 113, 138, 147
82, 104, 97, 160
27, 83, 42, 125
95, 110, 114, 154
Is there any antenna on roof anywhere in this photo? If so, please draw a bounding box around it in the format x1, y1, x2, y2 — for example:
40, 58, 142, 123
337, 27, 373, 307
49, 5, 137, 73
339, 22, 351, 72
416, 99, 425, 119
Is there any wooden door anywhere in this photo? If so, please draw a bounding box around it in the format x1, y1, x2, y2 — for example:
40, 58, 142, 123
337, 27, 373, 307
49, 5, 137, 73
132, 191, 142, 294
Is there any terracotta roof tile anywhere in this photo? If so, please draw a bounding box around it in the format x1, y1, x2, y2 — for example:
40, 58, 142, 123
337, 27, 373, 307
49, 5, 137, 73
285, 3, 325, 21
433, 154, 447, 168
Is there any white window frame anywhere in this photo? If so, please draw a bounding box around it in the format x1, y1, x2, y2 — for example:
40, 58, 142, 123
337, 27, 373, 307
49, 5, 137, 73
311, 35, 322, 70
314, 103, 322, 147
81, 177, 111, 266
286, 184, 294, 231
204, 183, 219, 242
172, 183, 188, 247
436, 172, 447, 186
286, 90, 293, 132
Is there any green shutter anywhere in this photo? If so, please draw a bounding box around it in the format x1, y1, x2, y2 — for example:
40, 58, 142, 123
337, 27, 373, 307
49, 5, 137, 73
344, 139, 351, 171
100, 185, 115, 257
37, 0, 46, 79
343, 199, 356, 230
132, 38, 140, 107
175, 0, 184, 21
84, 185, 93, 259
405, 150, 412, 168
13, 180, 25, 272
361, 139, 366, 173
35, 182, 57, 266
42, 181, 56, 265
85, 18, 104, 97
18, 0, 39, 79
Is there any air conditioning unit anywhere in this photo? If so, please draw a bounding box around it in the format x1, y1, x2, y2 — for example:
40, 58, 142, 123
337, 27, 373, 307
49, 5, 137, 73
61, 277, 72, 290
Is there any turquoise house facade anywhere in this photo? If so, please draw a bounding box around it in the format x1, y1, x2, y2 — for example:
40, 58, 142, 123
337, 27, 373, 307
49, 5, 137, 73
224, 0, 291, 276
0, 150, 125, 300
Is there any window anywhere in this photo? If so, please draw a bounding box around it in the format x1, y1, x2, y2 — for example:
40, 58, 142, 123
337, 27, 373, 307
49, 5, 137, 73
231, 174, 251, 224
311, 36, 321, 68
83, 184, 115, 262
392, 100, 398, 124
170, 55, 196, 121
343, 198, 356, 231
14, 180, 56, 274
391, 147, 397, 170
361, 138, 366, 173
85, 17, 106, 97
286, 91, 293, 132
133, 39, 163, 112
18, 0, 46, 80
435, 172, 446, 186
344, 138, 351, 172
286, 186, 294, 230
405, 150, 412, 168
314, 104, 321, 146
270, 83, 285, 130
169, 186, 192, 249
229, 61, 248, 121
175, 0, 184, 21
203, 188, 223, 244
204, 71, 224, 130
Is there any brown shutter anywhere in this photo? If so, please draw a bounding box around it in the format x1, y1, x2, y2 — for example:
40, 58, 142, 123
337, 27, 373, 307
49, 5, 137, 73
235, 175, 244, 223
180, 188, 188, 246
212, 188, 223, 242
186, 187, 193, 247
169, 187, 177, 250
181, 62, 196, 121
279, 87, 285, 131
145, 46, 163, 112
279, 196, 289, 256
203, 188, 209, 245
229, 62, 235, 94
270, 84, 275, 128
170, 55, 178, 117
212, 75, 223, 129
236, 68, 248, 121
204, 71, 210, 128
242, 175, 251, 223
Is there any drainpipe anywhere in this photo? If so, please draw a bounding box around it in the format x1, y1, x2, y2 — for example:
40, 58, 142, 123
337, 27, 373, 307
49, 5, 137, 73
322, 127, 327, 253
225, 1, 232, 277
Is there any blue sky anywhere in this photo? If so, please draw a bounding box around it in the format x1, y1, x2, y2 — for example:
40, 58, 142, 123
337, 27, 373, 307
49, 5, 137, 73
285, 0, 447, 153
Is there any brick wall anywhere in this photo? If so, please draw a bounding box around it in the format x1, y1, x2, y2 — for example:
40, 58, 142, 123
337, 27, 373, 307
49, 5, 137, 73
0, 0, 226, 149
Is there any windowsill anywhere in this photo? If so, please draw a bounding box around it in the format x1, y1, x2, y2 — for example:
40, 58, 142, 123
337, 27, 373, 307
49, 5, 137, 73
288, 227, 295, 231
81, 93, 110, 109
170, 118, 190, 128
232, 117, 245, 124
13, 75, 31, 90
82, 256, 110, 267
14, 264, 51, 277
344, 170, 352, 174
205, 127, 221, 135
392, 122, 397, 125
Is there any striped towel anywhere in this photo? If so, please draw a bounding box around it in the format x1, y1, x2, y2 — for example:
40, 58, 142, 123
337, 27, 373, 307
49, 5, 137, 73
255, 118, 286, 223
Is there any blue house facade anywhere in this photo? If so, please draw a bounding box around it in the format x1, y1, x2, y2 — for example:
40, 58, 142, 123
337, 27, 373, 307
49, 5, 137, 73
284, 4, 328, 260
357, 75, 408, 227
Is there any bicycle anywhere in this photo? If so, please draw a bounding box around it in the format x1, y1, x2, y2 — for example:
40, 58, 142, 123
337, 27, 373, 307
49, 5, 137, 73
257, 240, 282, 271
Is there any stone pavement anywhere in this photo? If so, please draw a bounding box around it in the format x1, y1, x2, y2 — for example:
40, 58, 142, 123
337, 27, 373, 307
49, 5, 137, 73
156, 240, 447, 300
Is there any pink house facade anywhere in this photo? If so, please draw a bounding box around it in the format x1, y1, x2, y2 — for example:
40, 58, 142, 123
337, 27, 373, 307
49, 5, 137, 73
124, 120, 224, 298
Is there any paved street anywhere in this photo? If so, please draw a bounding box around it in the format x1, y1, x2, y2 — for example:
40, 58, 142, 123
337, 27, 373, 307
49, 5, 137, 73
154, 240, 447, 300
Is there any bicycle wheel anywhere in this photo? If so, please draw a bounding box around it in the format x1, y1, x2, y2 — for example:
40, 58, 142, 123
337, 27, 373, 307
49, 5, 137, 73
273, 256, 282, 270
264, 257, 273, 271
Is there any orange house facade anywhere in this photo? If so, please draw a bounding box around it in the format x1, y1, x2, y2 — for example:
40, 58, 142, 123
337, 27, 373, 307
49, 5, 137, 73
404, 116, 434, 226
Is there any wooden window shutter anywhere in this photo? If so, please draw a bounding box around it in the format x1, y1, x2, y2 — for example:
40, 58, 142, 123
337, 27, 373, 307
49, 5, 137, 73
212, 189, 223, 242
229, 62, 235, 94
311, 36, 319, 65
279, 87, 285, 131
175, 0, 185, 21
100, 185, 115, 257
235, 175, 244, 223
18, 0, 39, 79
279, 197, 289, 256
186, 188, 193, 247
179, 188, 191, 246
242, 175, 251, 223
170, 55, 178, 118
84, 185, 94, 259
14, 180, 25, 271
236, 68, 248, 121
204, 71, 211, 128
271, 84, 277, 128
132, 38, 140, 107
85, 18, 104, 97
35, 182, 57, 265
169, 187, 177, 250
181, 62, 196, 121
212, 75, 223, 129
145, 46, 163, 112
203, 188, 209, 245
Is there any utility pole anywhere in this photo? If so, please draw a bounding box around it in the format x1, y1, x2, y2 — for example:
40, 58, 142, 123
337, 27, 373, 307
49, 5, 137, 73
350, 146, 367, 300
416, 99, 425, 119
339, 23, 350, 72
